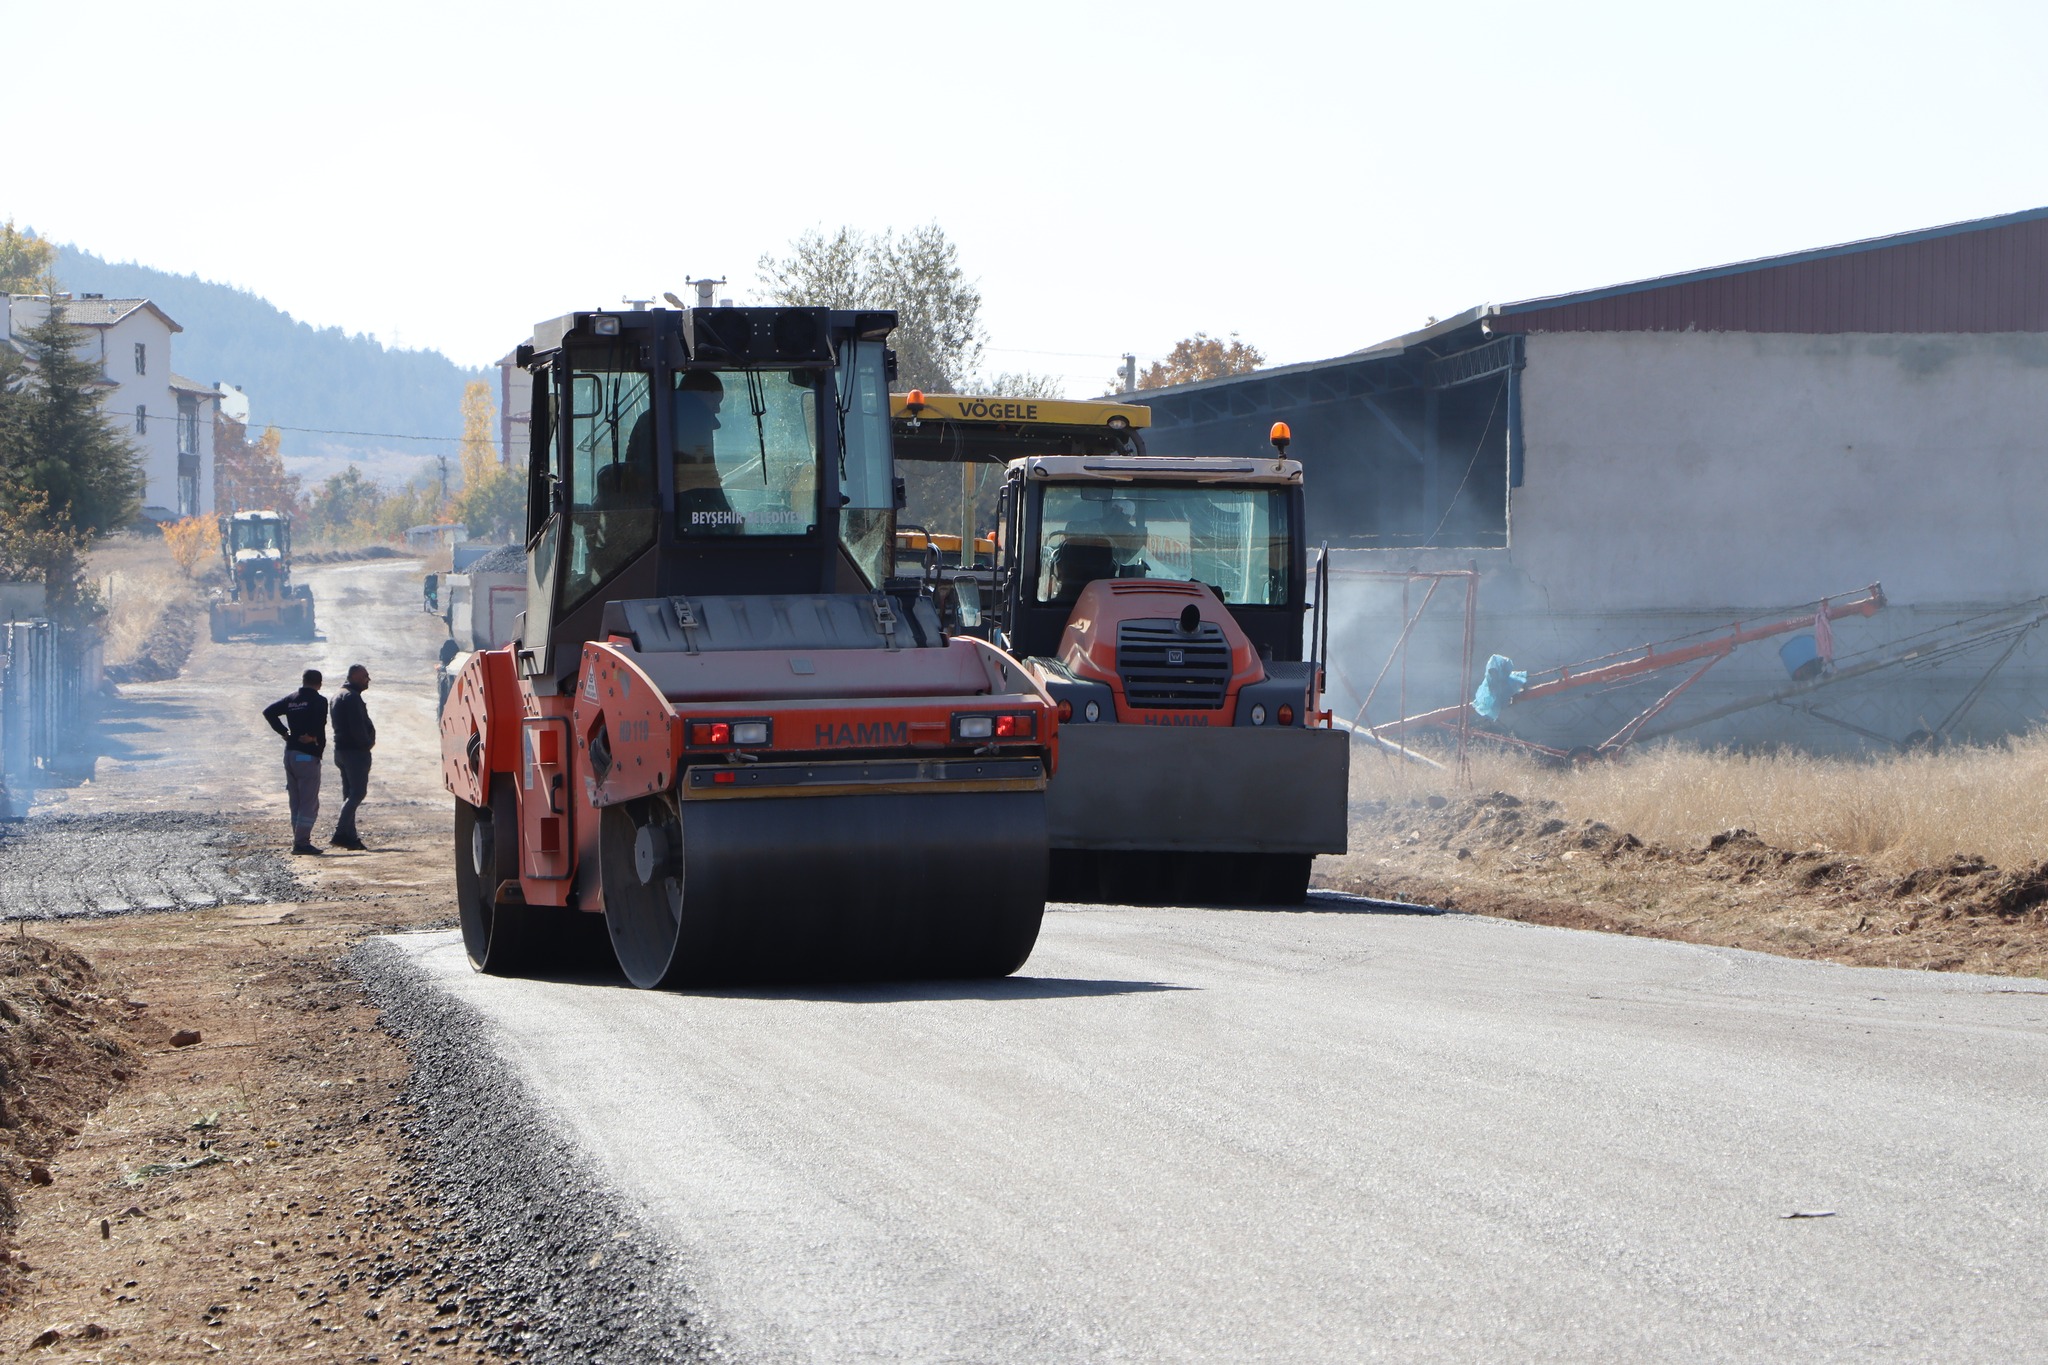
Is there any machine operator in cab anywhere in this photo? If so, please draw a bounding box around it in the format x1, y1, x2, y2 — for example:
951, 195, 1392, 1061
618, 370, 734, 531
671, 370, 733, 531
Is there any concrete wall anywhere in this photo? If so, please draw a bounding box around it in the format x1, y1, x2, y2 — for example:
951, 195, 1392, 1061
1513, 331, 2048, 610
1324, 331, 2048, 752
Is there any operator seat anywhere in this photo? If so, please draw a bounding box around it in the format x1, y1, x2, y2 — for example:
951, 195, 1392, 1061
1049, 537, 1118, 603
591, 460, 649, 510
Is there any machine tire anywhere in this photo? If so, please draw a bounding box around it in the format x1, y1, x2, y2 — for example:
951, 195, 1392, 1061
600, 797, 690, 990
1097, 850, 1168, 905
1047, 849, 1098, 904
601, 790, 1046, 987
1260, 854, 1315, 906
1077, 850, 1309, 907
295, 585, 317, 640
454, 779, 537, 975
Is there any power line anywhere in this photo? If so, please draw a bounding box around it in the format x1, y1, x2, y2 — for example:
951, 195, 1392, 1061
108, 403, 471, 446
985, 346, 1131, 361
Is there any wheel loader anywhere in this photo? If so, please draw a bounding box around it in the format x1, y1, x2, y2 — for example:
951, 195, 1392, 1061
208, 510, 316, 641
893, 395, 1348, 905
438, 305, 1057, 987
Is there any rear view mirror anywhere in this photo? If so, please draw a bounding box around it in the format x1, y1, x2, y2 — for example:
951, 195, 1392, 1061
952, 576, 983, 629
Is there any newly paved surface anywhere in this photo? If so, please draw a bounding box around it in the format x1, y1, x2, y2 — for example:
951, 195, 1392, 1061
0, 811, 299, 915
388, 902, 2048, 1363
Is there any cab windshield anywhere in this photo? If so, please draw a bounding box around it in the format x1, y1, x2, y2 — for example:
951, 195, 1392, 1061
673, 369, 820, 537
232, 520, 284, 553
1036, 483, 1291, 606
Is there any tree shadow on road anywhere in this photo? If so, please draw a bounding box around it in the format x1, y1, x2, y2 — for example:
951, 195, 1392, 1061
13, 691, 199, 800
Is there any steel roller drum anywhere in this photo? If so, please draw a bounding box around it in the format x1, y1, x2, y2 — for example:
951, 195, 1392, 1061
602, 790, 1047, 988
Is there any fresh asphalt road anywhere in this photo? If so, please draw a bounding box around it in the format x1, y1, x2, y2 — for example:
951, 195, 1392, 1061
390, 900, 2048, 1363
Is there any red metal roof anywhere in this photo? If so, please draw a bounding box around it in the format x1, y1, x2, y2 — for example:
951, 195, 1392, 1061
1493, 207, 2048, 335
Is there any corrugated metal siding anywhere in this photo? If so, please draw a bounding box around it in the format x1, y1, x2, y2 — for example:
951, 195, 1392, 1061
1495, 215, 2048, 334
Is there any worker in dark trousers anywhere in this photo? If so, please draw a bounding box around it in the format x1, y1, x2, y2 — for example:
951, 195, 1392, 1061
262, 669, 328, 855
329, 663, 376, 851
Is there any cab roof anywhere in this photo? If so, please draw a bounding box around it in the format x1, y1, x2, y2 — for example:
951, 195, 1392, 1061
1010, 455, 1302, 485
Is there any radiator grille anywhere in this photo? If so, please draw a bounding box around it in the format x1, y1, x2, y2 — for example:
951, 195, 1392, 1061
1115, 619, 1231, 709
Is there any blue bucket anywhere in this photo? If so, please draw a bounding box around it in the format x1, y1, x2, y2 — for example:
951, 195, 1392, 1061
1779, 633, 1823, 681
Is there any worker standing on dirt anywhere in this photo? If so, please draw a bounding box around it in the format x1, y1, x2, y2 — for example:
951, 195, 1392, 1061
262, 669, 328, 856
328, 664, 376, 851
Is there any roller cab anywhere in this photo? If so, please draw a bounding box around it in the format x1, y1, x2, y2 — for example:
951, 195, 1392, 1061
441, 305, 1056, 986
1000, 454, 1347, 904
890, 400, 1350, 905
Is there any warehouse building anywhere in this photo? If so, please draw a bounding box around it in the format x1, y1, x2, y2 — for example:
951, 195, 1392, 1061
1123, 208, 2048, 751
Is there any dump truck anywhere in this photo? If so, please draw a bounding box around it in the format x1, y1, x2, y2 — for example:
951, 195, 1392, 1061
438, 305, 1058, 987
208, 510, 315, 641
893, 394, 1348, 904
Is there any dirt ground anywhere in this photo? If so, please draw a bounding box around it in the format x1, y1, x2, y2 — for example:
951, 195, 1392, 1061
0, 865, 502, 1362
0, 556, 504, 1361
1321, 790, 2048, 977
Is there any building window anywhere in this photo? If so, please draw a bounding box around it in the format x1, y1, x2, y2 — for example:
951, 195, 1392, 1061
177, 396, 200, 455
134, 342, 146, 375
177, 453, 200, 518
135, 405, 147, 435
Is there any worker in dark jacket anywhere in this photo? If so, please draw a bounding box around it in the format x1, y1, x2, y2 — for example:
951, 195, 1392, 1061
329, 663, 376, 851
262, 669, 328, 855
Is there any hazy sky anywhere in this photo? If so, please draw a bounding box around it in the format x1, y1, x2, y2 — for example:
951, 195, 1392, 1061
10, 0, 2048, 402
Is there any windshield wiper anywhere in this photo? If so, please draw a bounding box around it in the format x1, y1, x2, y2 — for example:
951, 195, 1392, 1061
830, 346, 863, 486
744, 370, 770, 484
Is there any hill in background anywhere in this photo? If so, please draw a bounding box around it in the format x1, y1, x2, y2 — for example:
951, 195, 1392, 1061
54, 245, 490, 489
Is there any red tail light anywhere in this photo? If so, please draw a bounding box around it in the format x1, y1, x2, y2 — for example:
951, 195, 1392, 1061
1277, 704, 1295, 726
688, 719, 772, 748
954, 712, 1038, 742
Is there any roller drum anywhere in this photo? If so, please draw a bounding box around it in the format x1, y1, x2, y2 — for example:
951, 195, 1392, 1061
603, 790, 1047, 987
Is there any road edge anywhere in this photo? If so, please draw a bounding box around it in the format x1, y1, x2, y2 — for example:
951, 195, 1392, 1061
351, 936, 729, 1364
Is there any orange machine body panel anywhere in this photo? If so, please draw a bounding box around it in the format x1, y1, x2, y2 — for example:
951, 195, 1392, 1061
1049, 579, 1264, 726
438, 646, 522, 809
444, 629, 1058, 913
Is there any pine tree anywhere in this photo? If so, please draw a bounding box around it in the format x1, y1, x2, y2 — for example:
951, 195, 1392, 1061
0, 308, 144, 609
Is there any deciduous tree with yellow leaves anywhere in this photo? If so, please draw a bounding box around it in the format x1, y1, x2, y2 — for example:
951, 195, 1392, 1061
1133, 332, 1265, 390
213, 414, 302, 516
0, 221, 57, 295
451, 381, 523, 543
162, 514, 221, 577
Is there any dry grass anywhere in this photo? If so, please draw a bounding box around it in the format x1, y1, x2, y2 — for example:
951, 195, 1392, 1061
90, 532, 213, 665
1351, 733, 2048, 871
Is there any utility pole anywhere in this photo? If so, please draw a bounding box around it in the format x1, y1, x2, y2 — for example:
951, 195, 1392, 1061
1120, 354, 1137, 394
437, 451, 449, 508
